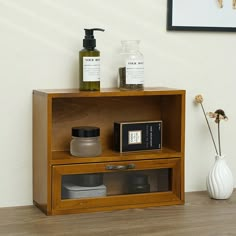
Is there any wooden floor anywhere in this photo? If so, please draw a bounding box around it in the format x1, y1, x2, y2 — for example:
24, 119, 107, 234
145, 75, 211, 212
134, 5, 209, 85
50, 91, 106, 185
0, 191, 236, 236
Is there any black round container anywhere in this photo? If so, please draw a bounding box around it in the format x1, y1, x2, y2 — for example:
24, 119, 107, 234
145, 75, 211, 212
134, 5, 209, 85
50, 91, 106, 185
78, 173, 103, 187
127, 174, 150, 194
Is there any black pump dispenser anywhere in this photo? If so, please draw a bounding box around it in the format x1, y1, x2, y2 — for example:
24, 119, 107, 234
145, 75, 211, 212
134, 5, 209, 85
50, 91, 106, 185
83, 28, 105, 49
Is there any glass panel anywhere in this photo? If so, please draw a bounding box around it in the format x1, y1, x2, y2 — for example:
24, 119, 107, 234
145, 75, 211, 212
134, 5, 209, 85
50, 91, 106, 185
61, 168, 172, 200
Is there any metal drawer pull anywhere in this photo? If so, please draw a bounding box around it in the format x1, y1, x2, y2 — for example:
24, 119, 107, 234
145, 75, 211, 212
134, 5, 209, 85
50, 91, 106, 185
105, 163, 136, 171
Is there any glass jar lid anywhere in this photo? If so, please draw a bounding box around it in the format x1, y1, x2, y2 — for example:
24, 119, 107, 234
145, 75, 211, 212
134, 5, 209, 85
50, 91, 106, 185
72, 126, 100, 137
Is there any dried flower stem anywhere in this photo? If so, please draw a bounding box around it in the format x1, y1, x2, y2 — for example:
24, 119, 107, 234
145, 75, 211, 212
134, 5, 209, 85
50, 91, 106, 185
217, 117, 221, 156
200, 103, 219, 155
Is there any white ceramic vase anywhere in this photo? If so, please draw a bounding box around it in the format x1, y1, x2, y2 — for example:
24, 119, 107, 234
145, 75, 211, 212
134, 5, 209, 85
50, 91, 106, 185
206, 155, 234, 199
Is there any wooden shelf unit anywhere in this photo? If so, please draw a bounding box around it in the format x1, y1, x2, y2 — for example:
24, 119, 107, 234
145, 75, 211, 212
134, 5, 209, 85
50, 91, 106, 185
33, 87, 185, 215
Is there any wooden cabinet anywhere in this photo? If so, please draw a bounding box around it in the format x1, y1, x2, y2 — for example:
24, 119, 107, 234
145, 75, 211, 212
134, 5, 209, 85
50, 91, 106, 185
33, 88, 185, 215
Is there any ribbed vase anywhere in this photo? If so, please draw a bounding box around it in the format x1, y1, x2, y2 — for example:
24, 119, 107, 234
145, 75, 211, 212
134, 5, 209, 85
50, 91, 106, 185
206, 155, 234, 199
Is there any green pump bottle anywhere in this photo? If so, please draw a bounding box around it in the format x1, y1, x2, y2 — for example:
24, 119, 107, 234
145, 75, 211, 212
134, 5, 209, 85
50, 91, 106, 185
79, 28, 105, 91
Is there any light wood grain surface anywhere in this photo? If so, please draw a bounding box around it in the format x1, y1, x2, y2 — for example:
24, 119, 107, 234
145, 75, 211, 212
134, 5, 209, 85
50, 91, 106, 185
1, 191, 236, 235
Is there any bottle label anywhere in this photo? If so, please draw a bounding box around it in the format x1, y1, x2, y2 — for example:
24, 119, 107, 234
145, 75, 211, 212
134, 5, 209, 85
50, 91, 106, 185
126, 60, 144, 84
83, 57, 100, 82
128, 130, 142, 145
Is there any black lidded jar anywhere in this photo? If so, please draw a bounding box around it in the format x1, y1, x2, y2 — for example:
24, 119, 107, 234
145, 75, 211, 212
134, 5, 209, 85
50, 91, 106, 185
127, 174, 150, 194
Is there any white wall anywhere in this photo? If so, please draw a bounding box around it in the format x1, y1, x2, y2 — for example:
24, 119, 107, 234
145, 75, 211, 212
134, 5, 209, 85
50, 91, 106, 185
0, 0, 235, 207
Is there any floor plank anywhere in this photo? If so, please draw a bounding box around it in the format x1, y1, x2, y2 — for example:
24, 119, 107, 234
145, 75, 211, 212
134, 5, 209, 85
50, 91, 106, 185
0, 191, 236, 235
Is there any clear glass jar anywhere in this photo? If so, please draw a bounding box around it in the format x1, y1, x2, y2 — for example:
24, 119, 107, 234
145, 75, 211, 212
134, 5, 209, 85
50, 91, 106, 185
118, 40, 144, 90
70, 126, 102, 157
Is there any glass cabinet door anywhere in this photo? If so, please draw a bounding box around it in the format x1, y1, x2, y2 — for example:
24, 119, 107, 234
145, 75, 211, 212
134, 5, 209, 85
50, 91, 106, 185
52, 158, 181, 214
61, 169, 172, 199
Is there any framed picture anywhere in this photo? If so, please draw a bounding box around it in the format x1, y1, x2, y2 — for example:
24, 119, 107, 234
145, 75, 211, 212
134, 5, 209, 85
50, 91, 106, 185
167, 0, 236, 32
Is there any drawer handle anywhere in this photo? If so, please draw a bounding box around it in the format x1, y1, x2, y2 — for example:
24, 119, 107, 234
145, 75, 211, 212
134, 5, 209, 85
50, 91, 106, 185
105, 163, 136, 171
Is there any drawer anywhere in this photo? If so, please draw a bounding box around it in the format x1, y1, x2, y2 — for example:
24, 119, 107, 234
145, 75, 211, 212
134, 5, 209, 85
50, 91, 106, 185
51, 158, 182, 215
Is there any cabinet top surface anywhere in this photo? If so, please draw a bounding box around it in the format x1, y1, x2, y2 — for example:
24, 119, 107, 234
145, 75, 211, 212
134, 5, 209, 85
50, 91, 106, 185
33, 87, 185, 98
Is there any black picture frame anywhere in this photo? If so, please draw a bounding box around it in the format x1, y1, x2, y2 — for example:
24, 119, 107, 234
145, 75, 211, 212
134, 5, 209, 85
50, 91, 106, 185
167, 0, 236, 32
